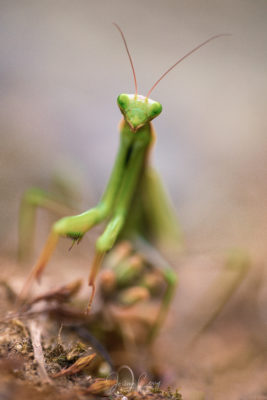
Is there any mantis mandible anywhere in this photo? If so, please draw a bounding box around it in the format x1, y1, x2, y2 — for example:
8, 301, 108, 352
19, 24, 229, 331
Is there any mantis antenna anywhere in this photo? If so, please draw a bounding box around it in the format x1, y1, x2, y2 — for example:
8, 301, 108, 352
146, 33, 231, 98
113, 23, 138, 95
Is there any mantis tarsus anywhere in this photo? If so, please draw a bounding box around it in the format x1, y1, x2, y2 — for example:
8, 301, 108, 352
19, 24, 229, 338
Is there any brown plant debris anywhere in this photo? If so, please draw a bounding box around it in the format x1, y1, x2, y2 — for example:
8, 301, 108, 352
28, 279, 83, 306
51, 353, 96, 378
79, 378, 117, 395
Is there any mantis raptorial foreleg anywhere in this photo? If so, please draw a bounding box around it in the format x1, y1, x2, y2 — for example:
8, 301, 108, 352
19, 122, 149, 304
87, 128, 151, 311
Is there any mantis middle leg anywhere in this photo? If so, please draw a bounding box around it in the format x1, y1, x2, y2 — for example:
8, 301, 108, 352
18, 187, 76, 262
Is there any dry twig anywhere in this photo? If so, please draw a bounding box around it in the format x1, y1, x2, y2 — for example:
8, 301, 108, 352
28, 320, 51, 383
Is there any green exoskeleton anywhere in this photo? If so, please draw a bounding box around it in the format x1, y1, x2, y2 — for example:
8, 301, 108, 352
19, 24, 229, 340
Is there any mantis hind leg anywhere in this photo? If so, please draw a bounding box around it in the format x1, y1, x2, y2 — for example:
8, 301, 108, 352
131, 235, 178, 344
123, 167, 181, 342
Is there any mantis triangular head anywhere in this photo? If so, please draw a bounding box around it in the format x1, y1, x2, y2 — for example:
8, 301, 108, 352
117, 93, 162, 132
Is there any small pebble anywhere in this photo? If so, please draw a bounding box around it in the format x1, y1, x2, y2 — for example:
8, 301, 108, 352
15, 343, 23, 351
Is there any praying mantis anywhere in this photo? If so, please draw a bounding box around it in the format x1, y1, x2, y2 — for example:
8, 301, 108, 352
19, 24, 229, 339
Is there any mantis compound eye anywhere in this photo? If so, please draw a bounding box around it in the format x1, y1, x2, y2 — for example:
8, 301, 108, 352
117, 94, 130, 110
149, 102, 162, 118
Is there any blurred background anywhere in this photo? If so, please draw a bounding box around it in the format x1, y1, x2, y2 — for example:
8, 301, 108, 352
0, 0, 266, 253
0, 0, 267, 398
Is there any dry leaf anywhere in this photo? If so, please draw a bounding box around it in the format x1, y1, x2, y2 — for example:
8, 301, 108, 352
51, 353, 96, 378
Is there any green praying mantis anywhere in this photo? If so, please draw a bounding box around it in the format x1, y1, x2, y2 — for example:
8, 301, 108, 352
18, 24, 229, 339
